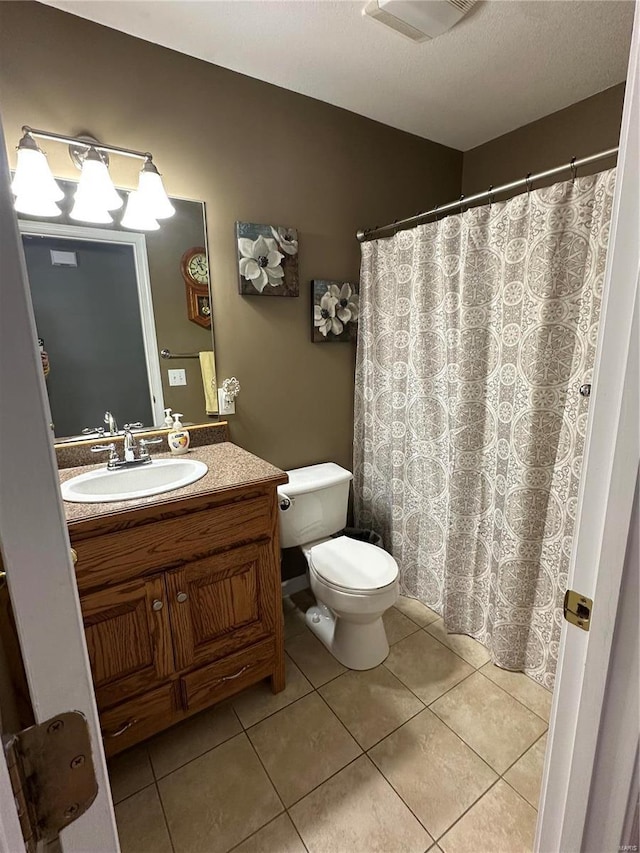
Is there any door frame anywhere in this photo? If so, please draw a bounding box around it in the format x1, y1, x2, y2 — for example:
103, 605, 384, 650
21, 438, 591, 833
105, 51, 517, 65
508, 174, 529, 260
18, 219, 166, 429
535, 6, 639, 851
0, 120, 120, 849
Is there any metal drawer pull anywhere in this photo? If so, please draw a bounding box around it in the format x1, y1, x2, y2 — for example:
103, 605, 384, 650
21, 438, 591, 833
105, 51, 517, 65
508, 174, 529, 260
70, 548, 78, 565
152, 599, 164, 611
103, 718, 137, 738
214, 664, 250, 685
176, 591, 188, 603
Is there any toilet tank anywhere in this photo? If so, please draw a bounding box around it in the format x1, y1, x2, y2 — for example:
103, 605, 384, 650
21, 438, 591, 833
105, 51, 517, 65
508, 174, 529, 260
278, 463, 353, 549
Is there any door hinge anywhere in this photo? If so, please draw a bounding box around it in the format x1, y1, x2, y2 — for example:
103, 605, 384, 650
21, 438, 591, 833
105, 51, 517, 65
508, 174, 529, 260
564, 589, 593, 631
3, 711, 98, 852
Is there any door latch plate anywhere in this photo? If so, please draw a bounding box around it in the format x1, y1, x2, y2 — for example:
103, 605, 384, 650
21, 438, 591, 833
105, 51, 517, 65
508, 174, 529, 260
563, 589, 593, 631
4, 711, 98, 850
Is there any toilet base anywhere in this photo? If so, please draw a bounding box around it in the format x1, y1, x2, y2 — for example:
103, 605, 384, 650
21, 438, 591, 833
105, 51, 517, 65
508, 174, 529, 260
306, 604, 390, 670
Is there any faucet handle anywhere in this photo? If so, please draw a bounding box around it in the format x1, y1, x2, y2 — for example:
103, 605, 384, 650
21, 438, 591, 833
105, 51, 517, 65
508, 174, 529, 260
138, 437, 163, 460
124, 422, 144, 430
82, 426, 105, 436
90, 443, 116, 453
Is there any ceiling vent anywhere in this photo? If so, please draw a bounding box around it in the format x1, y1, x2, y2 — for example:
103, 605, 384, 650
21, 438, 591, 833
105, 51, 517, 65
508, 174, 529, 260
363, 0, 477, 42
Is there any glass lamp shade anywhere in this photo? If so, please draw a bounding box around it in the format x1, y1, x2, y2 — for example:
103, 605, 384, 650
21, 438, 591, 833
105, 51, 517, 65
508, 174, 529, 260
11, 147, 64, 202
69, 197, 113, 224
14, 194, 62, 217
75, 150, 123, 212
121, 191, 160, 231
137, 161, 175, 219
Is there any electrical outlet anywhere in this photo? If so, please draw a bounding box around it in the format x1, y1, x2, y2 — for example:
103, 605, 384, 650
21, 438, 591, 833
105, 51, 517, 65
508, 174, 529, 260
218, 388, 236, 415
168, 369, 187, 386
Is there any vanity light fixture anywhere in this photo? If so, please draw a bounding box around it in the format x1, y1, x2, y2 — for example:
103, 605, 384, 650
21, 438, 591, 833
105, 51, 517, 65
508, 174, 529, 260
11, 126, 174, 231
11, 131, 64, 217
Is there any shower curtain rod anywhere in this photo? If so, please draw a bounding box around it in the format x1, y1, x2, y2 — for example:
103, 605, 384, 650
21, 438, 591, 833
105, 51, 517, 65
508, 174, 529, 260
356, 146, 619, 243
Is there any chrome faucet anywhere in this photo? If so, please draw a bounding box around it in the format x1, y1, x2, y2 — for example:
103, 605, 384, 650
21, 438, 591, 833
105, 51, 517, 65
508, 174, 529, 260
104, 411, 118, 435
91, 423, 162, 470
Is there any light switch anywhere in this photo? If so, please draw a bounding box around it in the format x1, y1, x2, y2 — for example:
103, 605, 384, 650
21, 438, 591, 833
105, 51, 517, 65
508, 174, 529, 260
168, 368, 187, 386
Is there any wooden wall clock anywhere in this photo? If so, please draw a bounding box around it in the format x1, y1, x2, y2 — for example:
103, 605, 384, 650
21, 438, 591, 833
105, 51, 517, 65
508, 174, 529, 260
181, 246, 211, 328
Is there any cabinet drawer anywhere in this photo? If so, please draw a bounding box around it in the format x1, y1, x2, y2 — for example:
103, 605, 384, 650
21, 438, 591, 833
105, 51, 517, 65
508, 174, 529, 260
100, 683, 177, 757
74, 495, 272, 591
181, 639, 274, 712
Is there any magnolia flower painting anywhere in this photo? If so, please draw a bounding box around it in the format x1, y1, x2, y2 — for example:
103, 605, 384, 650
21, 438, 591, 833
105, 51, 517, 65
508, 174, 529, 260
236, 221, 299, 296
311, 280, 359, 343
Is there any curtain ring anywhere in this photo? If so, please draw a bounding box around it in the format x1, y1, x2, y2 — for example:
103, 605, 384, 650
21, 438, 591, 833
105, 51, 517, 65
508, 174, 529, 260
570, 156, 577, 184
459, 194, 466, 213
525, 173, 532, 194
433, 204, 439, 221
488, 185, 494, 208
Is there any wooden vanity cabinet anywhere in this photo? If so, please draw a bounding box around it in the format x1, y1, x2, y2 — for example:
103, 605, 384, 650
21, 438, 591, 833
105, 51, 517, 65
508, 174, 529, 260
69, 480, 286, 757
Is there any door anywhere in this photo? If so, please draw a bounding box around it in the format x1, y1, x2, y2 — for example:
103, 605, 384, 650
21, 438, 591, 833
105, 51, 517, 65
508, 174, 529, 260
166, 540, 274, 671
0, 116, 120, 852
535, 11, 639, 853
81, 575, 174, 710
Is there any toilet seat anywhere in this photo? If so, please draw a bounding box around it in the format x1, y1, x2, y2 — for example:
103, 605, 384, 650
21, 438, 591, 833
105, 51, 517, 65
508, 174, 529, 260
309, 536, 398, 594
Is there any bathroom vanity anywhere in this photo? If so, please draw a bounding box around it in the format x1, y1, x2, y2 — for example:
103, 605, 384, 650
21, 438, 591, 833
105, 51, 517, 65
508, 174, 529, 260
60, 442, 288, 756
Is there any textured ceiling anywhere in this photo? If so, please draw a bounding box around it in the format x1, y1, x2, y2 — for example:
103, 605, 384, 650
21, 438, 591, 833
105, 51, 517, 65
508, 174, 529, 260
40, 0, 634, 150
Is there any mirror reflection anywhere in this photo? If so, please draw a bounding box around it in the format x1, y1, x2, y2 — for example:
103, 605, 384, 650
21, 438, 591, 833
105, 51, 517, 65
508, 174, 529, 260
19, 178, 217, 440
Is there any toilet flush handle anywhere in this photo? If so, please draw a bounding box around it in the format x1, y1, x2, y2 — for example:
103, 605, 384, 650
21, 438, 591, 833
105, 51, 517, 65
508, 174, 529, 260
279, 492, 294, 511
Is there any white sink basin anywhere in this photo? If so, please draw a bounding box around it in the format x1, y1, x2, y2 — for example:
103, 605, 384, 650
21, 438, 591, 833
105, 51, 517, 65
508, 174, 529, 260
61, 458, 208, 503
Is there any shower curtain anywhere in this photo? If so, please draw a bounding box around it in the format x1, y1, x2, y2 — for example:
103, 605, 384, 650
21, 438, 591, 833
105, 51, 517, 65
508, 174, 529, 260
353, 170, 615, 688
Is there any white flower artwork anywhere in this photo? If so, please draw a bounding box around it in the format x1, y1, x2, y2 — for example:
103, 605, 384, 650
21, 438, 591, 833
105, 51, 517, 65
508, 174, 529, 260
236, 222, 299, 296
312, 280, 359, 343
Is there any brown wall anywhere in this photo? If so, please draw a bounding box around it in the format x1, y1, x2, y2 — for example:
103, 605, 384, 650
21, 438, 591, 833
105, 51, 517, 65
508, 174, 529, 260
0, 1, 462, 472
462, 84, 625, 195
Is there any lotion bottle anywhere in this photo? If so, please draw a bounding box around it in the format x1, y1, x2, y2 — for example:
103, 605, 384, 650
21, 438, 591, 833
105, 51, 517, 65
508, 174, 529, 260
168, 413, 190, 455
163, 407, 173, 428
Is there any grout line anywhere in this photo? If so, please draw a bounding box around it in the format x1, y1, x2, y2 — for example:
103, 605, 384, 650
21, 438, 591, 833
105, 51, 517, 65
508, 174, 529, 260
434, 777, 504, 844
471, 667, 551, 724
150, 716, 246, 782
500, 728, 548, 775
110, 778, 156, 808
154, 779, 177, 853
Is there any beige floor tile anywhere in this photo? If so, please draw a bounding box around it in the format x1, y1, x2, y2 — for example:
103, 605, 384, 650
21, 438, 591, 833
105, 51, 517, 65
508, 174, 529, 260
286, 629, 346, 687
431, 672, 547, 773
232, 814, 305, 853
233, 654, 313, 728
505, 734, 548, 808
148, 699, 242, 778
290, 755, 432, 853
247, 692, 361, 806
430, 847, 444, 852
425, 619, 491, 669
320, 664, 424, 749
108, 744, 153, 804
439, 780, 537, 853
115, 784, 172, 853
385, 630, 474, 704
369, 709, 497, 839
384, 606, 421, 645
395, 595, 440, 627
480, 662, 553, 721
158, 733, 282, 853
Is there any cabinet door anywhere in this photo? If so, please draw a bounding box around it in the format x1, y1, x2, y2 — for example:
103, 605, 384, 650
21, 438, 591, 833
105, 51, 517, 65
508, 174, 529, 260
81, 575, 174, 709
167, 540, 277, 671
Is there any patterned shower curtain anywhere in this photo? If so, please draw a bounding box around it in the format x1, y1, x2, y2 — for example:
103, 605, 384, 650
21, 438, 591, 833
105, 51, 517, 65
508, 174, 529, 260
353, 170, 615, 688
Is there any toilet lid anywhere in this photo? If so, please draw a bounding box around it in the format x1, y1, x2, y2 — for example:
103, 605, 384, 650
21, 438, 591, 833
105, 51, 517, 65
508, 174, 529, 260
309, 536, 398, 592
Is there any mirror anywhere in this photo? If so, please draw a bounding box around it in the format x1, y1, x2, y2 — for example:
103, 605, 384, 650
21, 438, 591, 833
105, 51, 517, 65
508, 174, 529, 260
18, 178, 218, 441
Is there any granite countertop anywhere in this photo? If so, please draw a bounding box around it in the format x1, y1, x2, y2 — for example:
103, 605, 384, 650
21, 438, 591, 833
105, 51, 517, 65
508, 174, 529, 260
60, 442, 288, 524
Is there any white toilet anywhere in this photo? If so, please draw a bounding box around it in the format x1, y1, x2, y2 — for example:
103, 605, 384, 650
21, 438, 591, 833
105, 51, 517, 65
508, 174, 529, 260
278, 463, 399, 670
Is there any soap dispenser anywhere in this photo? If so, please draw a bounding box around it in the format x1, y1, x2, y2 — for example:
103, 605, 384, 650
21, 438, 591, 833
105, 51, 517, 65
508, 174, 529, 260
168, 413, 190, 455
163, 407, 173, 428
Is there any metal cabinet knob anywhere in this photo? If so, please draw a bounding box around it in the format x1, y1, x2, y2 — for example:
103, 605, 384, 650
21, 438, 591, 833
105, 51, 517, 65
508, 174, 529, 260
70, 548, 78, 565
152, 599, 164, 611
176, 592, 188, 603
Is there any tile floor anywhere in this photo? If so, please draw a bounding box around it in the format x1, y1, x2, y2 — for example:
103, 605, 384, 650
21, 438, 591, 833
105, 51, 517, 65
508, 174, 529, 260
110, 593, 552, 853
